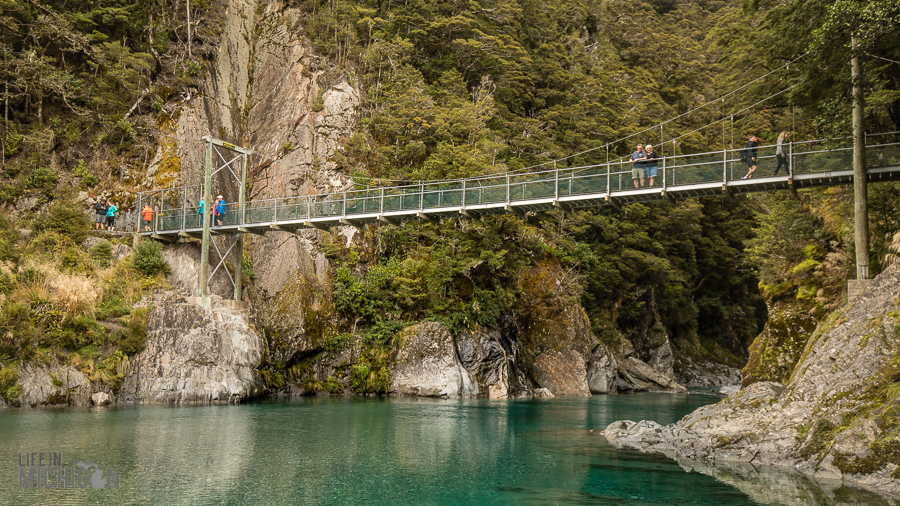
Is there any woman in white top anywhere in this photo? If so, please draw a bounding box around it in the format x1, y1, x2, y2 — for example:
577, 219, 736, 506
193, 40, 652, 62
773, 131, 789, 175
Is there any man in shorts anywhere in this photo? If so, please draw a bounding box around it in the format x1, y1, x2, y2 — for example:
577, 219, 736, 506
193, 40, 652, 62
141, 204, 154, 232
630, 144, 646, 188
94, 199, 108, 230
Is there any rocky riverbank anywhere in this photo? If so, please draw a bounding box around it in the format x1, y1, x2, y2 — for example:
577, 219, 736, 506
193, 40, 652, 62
603, 263, 900, 498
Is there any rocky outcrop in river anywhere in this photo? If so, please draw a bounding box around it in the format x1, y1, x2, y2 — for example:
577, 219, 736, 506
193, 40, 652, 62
603, 263, 900, 497
120, 295, 265, 404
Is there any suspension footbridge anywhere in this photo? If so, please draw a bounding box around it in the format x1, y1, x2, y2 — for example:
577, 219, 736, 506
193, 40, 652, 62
139, 134, 899, 236
132, 133, 900, 306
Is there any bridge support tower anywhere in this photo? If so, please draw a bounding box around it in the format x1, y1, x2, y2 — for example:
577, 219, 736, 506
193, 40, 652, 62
849, 36, 873, 302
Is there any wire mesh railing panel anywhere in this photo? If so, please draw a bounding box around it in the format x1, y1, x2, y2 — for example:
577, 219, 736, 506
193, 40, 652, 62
381, 194, 402, 212
569, 168, 609, 195
310, 199, 343, 218
275, 197, 309, 221
381, 188, 421, 212
608, 170, 631, 192
244, 202, 275, 224
423, 188, 463, 209
509, 172, 557, 201
158, 212, 184, 232
464, 177, 507, 205
664, 153, 727, 186
214, 203, 241, 226
865, 143, 900, 169
792, 147, 853, 175
345, 194, 382, 215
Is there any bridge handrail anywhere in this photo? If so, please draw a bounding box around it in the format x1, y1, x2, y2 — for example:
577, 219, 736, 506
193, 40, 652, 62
140, 136, 900, 233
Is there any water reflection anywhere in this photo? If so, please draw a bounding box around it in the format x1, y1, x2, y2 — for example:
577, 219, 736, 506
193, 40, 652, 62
0, 396, 895, 505
677, 459, 900, 506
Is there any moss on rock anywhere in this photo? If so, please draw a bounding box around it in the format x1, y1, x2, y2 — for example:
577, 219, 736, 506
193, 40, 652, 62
742, 298, 819, 387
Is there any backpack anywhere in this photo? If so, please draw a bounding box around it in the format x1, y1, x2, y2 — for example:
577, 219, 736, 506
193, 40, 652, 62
739, 149, 747, 162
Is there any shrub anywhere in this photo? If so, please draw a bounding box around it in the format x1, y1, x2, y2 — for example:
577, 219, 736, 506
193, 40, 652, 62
27, 167, 58, 196
348, 356, 390, 394
131, 240, 170, 277
363, 320, 407, 346
119, 307, 150, 355
0, 213, 20, 263
0, 367, 20, 405
58, 315, 104, 349
92, 242, 113, 267
61, 247, 93, 274
32, 199, 91, 244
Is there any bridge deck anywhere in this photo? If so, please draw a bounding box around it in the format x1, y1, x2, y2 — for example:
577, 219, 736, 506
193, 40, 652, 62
141, 140, 900, 238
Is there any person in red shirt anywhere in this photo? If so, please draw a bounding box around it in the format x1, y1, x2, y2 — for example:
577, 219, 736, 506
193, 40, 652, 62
141, 204, 154, 232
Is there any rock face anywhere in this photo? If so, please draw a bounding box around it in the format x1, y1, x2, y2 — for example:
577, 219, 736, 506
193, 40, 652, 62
120, 296, 265, 404
675, 356, 742, 387
390, 323, 533, 399
532, 351, 591, 396
457, 328, 532, 398
17, 365, 92, 407
741, 299, 819, 386
163, 243, 235, 298
586, 344, 618, 394
391, 322, 477, 398
603, 263, 900, 498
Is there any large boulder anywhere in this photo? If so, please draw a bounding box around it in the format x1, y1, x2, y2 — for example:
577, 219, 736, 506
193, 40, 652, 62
390, 322, 477, 398
17, 365, 92, 407
617, 356, 687, 392
532, 350, 591, 397
120, 296, 265, 404
586, 343, 618, 394
457, 328, 532, 398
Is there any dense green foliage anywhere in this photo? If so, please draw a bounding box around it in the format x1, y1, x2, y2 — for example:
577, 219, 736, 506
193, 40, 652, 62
0, 211, 167, 393
132, 239, 170, 276
0, 0, 212, 209
286, 0, 900, 381
0, 0, 896, 394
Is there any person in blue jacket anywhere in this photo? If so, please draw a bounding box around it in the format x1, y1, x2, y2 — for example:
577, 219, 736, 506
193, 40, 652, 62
214, 195, 226, 226
106, 202, 118, 232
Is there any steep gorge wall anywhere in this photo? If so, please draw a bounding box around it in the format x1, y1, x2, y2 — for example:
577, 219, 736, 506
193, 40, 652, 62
604, 263, 900, 497
137, 0, 723, 402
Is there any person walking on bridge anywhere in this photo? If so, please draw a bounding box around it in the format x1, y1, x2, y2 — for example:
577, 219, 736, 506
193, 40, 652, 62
141, 204, 154, 232
773, 131, 789, 175
630, 144, 646, 188
214, 195, 226, 226
740, 135, 759, 179
644, 145, 660, 187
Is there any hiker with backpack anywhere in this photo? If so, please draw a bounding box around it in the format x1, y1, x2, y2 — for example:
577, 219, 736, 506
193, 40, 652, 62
740, 135, 759, 179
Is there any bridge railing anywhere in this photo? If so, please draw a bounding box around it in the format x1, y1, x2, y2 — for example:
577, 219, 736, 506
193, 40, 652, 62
142, 136, 899, 233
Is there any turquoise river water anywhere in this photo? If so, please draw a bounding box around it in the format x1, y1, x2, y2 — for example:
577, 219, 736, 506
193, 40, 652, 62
0, 394, 894, 505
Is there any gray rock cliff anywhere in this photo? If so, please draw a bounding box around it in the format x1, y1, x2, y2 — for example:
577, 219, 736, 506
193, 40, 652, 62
603, 263, 900, 498
120, 296, 265, 404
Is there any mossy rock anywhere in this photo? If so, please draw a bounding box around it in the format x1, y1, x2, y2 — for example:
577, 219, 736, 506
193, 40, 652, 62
742, 298, 818, 387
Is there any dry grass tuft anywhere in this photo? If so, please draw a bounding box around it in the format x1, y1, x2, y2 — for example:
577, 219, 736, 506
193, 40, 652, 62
885, 231, 900, 270
14, 258, 102, 317
50, 274, 102, 317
